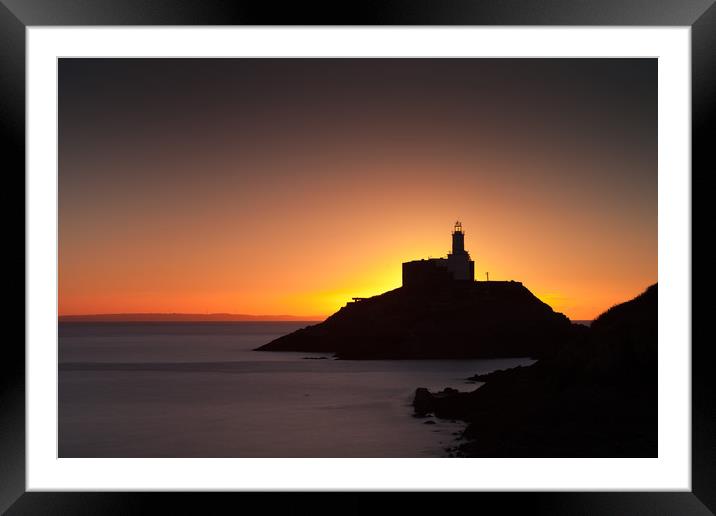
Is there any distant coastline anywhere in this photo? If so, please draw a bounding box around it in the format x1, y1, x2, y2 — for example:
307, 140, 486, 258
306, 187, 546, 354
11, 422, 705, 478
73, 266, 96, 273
58, 313, 325, 323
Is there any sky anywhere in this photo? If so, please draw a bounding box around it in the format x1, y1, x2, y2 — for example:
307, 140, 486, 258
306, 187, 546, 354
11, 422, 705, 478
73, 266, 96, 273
59, 58, 657, 320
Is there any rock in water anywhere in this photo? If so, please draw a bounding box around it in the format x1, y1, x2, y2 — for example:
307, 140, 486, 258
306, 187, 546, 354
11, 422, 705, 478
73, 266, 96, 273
413, 388, 436, 415
412, 386, 476, 419
256, 281, 576, 359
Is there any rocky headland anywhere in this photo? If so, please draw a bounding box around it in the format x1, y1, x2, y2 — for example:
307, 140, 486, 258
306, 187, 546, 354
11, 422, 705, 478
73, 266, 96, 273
413, 284, 658, 457
256, 281, 580, 359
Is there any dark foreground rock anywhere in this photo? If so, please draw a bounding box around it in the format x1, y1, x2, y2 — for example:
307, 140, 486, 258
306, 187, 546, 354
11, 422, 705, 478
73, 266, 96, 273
257, 281, 578, 359
413, 387, 476, 420
413, 284, 658, 457
466, 365, 527, 382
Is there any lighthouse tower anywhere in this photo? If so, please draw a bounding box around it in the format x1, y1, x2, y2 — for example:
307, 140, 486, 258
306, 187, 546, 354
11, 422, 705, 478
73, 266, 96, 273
452, 221, 466, 254
446, 221, 475, 281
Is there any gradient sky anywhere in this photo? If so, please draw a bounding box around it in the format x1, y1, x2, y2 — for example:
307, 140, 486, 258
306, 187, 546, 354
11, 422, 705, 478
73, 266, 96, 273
59, 58, 657, 320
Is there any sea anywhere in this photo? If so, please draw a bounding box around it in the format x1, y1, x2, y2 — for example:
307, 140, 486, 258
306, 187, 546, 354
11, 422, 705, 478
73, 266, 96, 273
59, 322, 534, 458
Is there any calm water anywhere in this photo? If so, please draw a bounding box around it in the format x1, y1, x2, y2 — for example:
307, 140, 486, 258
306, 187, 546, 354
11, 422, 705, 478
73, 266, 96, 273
59, 322, 534, 457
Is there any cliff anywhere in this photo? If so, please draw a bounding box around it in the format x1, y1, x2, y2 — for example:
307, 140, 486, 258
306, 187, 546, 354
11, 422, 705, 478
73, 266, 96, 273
413, 284, 658, 457
256, 280, 577, 359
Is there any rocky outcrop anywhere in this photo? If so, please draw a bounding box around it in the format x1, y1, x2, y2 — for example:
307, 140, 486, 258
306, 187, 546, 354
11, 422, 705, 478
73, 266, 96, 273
412, 284, 658, 457
413, 387, 475, 419
256, 281, 577, 359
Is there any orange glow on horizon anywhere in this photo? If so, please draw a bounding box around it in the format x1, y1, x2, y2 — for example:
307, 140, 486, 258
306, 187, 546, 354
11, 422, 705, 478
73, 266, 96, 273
59, 159, 656, 321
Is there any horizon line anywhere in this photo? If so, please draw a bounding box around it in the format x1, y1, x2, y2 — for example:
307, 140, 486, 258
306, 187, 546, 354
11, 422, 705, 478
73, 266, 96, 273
58, 312, 327, 322
58, 312, 593, 323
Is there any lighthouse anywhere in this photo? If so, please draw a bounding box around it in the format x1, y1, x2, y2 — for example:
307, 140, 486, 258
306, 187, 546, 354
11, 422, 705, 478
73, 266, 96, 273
451, 221, 466, 254
446, 221, 475, 281
401, 221, 475, 287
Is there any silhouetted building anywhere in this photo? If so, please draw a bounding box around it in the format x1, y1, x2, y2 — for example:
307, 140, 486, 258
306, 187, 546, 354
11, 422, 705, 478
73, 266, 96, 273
402, 221, 475, 288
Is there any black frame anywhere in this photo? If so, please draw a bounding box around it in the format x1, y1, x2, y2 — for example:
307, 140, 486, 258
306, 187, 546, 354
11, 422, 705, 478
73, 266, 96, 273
3, 1, 712, 514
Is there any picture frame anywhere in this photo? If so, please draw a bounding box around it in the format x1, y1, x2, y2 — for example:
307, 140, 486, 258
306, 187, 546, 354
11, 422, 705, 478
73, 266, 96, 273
3, 0, 711, 513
